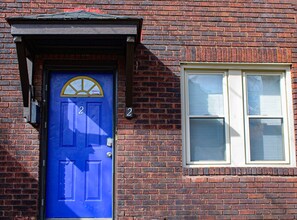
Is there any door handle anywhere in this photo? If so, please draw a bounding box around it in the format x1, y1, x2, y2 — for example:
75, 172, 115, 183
106, 152, 112, 158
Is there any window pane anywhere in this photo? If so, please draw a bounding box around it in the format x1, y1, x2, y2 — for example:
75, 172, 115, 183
190, 118, 226, 161
249, 118, 284, 161
64, 86, 76, 95
89, 85, 102, 95
83, 79, 95, 91
71, 79, 82, 91
188, 74, 224, 115
247, 75, 281, 116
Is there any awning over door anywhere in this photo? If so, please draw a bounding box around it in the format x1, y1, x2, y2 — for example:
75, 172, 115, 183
6, 10, 142, 118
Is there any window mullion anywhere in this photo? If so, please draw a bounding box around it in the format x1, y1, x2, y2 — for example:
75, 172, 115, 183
229, 70, 246, 166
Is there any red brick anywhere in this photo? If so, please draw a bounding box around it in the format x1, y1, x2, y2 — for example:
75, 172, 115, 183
1, 0, 297, 219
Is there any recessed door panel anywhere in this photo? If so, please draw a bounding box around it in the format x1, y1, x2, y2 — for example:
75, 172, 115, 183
61, 102, 76, 147
85, 161, 102, 200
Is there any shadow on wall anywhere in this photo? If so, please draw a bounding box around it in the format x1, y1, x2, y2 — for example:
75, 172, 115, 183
0, 143, 38, 219
132, 44, 181, 130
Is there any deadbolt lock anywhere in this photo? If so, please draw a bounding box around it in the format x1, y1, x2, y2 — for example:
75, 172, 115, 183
107, 138, 113, 147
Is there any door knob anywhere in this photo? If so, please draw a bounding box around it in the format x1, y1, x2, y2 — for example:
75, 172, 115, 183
106, 152, 112, 158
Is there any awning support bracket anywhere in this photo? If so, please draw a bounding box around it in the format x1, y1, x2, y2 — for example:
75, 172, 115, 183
125, 36, 135, 119
14, 36, 30, 108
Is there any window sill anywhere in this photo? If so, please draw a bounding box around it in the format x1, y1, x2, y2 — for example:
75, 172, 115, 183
182, 167, 297, 176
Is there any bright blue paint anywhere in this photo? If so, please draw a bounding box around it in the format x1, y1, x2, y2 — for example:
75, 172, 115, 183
46, 71, 113, 218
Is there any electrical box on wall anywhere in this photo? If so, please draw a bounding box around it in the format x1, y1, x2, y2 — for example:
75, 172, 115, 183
30, 99, 40, 125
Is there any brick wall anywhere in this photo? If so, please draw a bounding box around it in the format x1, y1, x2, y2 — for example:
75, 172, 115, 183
1, 0, 297, 219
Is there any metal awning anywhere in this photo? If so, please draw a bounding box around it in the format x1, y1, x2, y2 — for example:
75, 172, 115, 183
6, 10, 142, 118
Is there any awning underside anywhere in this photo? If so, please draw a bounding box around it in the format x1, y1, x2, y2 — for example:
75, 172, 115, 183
6, 11, 142, 116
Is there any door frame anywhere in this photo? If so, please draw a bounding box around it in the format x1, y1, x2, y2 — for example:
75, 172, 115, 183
39, 60, 118, 220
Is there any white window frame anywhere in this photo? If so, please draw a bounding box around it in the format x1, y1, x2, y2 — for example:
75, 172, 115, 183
243, 71, 290, 164
185, 70, 230, 165
181, 63, 296, 167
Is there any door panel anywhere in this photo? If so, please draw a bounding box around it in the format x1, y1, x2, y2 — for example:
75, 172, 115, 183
46, 72, 113, 218
61, 102, 76, 147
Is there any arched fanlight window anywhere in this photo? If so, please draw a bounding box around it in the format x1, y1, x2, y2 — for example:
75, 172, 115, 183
60, 76, 104, 97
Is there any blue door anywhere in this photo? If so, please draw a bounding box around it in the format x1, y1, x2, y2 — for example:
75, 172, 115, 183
46, 71, 113, 218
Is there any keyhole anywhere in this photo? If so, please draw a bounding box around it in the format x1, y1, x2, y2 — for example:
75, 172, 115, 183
78, 106, 84, 115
